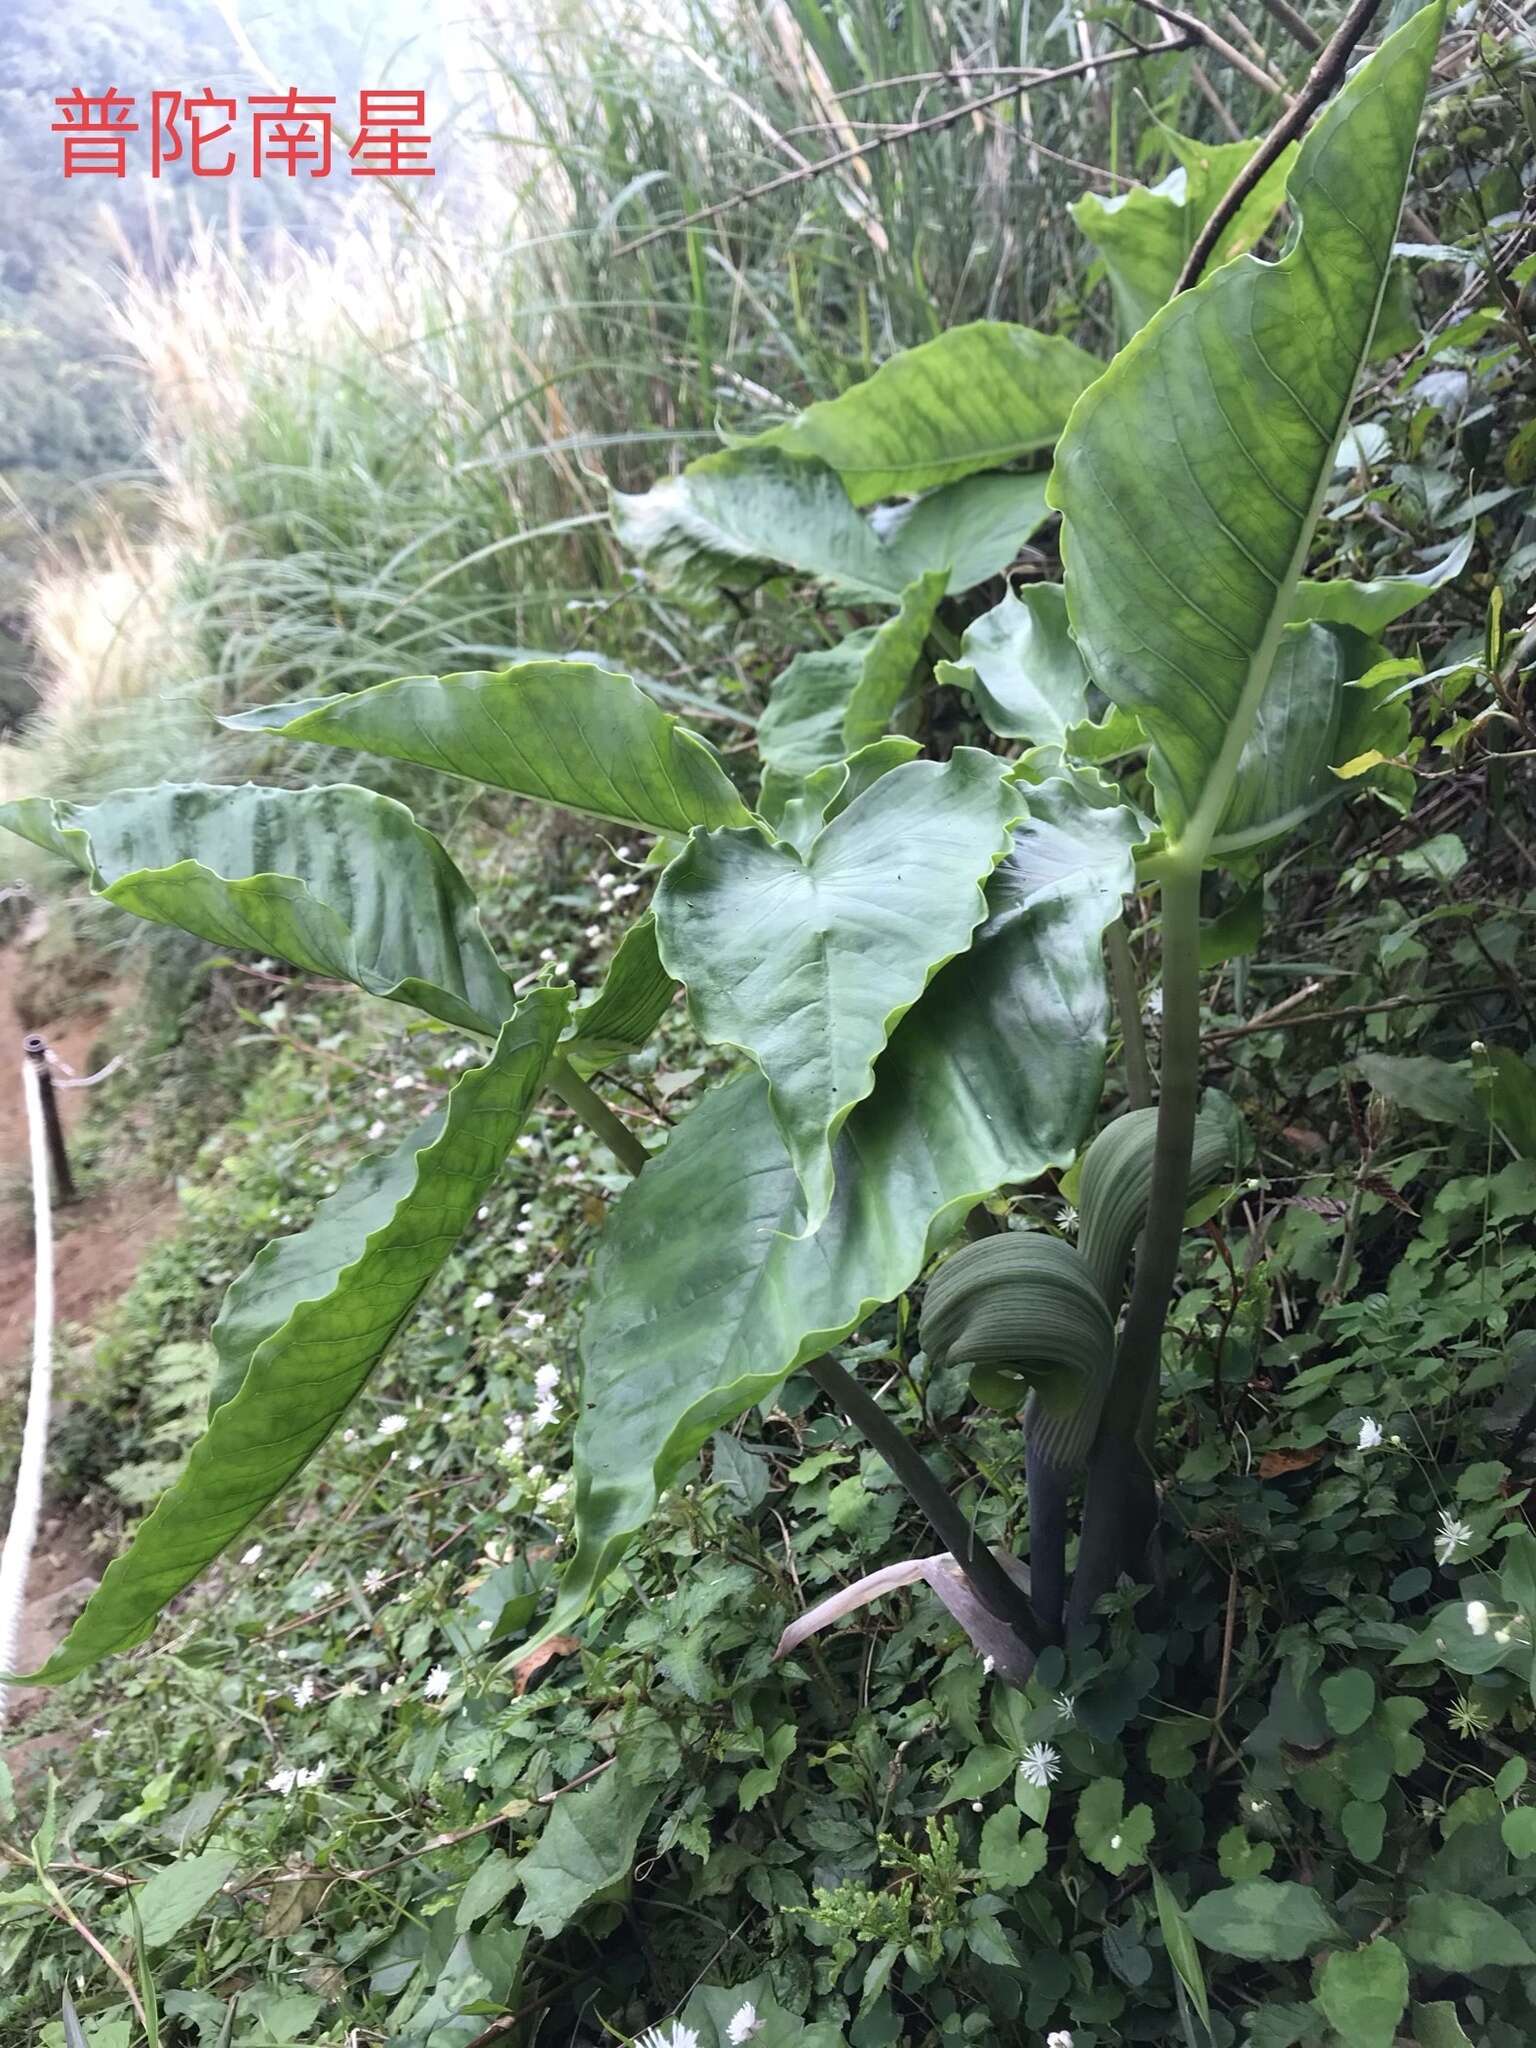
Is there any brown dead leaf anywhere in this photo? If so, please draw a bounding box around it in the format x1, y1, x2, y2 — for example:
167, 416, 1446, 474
1258, 1445, 1324, 1479
512, 1635, 581, 1694
1280, 1125, 1328, 1154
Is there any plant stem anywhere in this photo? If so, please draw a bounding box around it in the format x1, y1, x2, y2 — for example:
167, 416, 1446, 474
806, 1354, 1048, 1654
1106, 917, 1153, 1110
1105, 861, 1205, 1431
545, 1059, 651, 1177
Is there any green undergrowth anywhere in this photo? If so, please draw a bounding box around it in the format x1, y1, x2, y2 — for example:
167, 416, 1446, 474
5, 810, 1536, 2048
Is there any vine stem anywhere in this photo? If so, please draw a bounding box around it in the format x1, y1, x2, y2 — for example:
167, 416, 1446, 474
806, 1355, 1048, 1654
1106, 917, 1153, 1110
1104, 861, 1205, 1431
545, 1058, 651, 1177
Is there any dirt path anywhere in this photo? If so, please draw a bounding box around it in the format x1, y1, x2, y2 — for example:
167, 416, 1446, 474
1, 930, 180, 1742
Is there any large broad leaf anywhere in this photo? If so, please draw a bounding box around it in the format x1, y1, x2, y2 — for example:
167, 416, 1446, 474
15, 992, 568, 1684
1292, 526, 1473, 636
771, 738, 922, 856
758, 576, 944, 786
222, 662, 751, 838
562, 914, 676, 1070
1072, 131, 1298, 338
513, 1764, 658, 1939
654, 750, 1023, 1233
936, 583, 1092, 746
538, 775, 1139, 1641
614, 448, 1052, 605
0, 783, 513, 1035
1049, 5, 1443, 862
734, 321, 1103, 503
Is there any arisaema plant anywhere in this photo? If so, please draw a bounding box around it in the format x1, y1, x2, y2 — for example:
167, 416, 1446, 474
2, 3, 1453, 1689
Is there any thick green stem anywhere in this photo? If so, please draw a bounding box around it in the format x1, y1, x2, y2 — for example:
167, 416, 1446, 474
807, 1354, 1048, 1654
1105, 861, 1204, 1431
546, 1059, 651, 1177
1106, 916, 1153, 1111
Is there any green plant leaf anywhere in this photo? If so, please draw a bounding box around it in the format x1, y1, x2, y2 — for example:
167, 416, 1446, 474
1502, 1807, 1536, 1858
1476, 1045, 1536, 1158
1049, 4, 1443, 859
770, 739, 922, 855
937, 583, 1090, 746
1356, 1052, 1483, 1129
978, 1807, 1049, 1889
1316, 1939, 1409, 2048
1292, 527, 1474, 635
1072, 131, 1297, 339
221, 662, 752, 837
541, 774, 1137, 1640
513, 1765, 658, 1939
1217, 1827, 1274, 1882
563, 914, 677, 1071
0, 783, 513, 1036
126, 1851, 239, 1948
1151, 1868, 1212, 2029
1321, 1667, 1376, 1735
1399, 1890, 1536, 1970
1184, 1879, 1342, 1961
654, 750, 1023, 1232
758, 580, 943, 785
16, 993, 568, 1684
1412, 2004, 1477, 2048
1074, 1777, 1153, 1875
737, 321, 1102, 502
614, 448, 1050, 605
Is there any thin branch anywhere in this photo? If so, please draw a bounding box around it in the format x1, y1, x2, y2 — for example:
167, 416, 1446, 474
1255, 0, 1322, 53
1175, 0, 1387, 295
1203, 981, 1507, 1045
1136, 0, 1294, 101
615, 37, 1196, 257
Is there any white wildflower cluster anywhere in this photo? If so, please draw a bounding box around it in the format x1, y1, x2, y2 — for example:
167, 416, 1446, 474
1019, 1742, 1060, 1789
423, 1665, 452, 1700
635, 2004, 760, 2048
291, 1676, 316, 1710
473, 1289, 496, 1310
1047, 2033, 1075, 2048
267, 1763, 326, 1794
533, 1362, 560, 1430
1435, 1509, 1476, 1565
1357, 1416, 1383, 1450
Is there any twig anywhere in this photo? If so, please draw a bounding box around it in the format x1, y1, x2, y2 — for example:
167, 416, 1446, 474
36, 1868, 148, 2031
1255, 0, 1321, 53
1204, 982, 1507, 1045
1175, 0, 1386, 295
616, 38, 1195, 258
1205, 1569, 1241, 1769
1136, 0, 1294, 101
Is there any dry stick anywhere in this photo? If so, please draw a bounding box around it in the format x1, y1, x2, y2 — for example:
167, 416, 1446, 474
1135, 0, 1294, 102
615, 37, 1196, 258
1175, 0, 1387, 296
1205, 1568, 1241, 1769
1256, 0, 1322, 54
1204, 982, 1507, 1045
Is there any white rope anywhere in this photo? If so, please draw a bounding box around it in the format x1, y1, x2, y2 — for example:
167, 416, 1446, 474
0, 1058, 56, 1727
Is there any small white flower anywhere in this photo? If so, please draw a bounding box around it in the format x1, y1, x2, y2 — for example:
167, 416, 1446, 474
309, 1579, 335, 1601
267, 1767, 298, 1795
240, 1544, 264, 1566
342, 1429, 356, 1444
1496, 1627, 1513, 1645
1248, 1797, 1269, 1814
534, 1363, 560, 1398
477, 1204, 490, 1220
291, 1676, 316, 1709
636, 2025, 699, 2048
585, 924, 602, 940
521, 1310, 548, 1331
463, 1765, 478, 1783
367, 1118, 387, 1141
532, 1396, 559, 1430
517, 1135, 539, 1153
296, 1763, 326, 1788
617, 844, 634, 860
1047, 2033, 1075, 2048
1357, 1416, 1383, 1450
1109, 1833, 1122, 1850
1019, 1742, 1061, 1789
363, 1567, 386, 1594
1466, 1599, 1491, 1636
1435, 1510, 1476, 1565
1056, 1203, 1078, 1234
526, 1269, 547, 1289
377, 1414, 409, 1439
406, 1454, 424, 1471
473, 1290, 496, 1309
727, 2003, 762, 2045
392, 1072, 415, 1091
542, 1480, 568, 1504
1054, 1692, 1076, 1725
423, 1665, 452, 1700
613, 880, 641, 900
981, 1654, 995, 1676
555, 960, 570, 976
971, 1799, 984, 1813
540, 947, 556, 962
